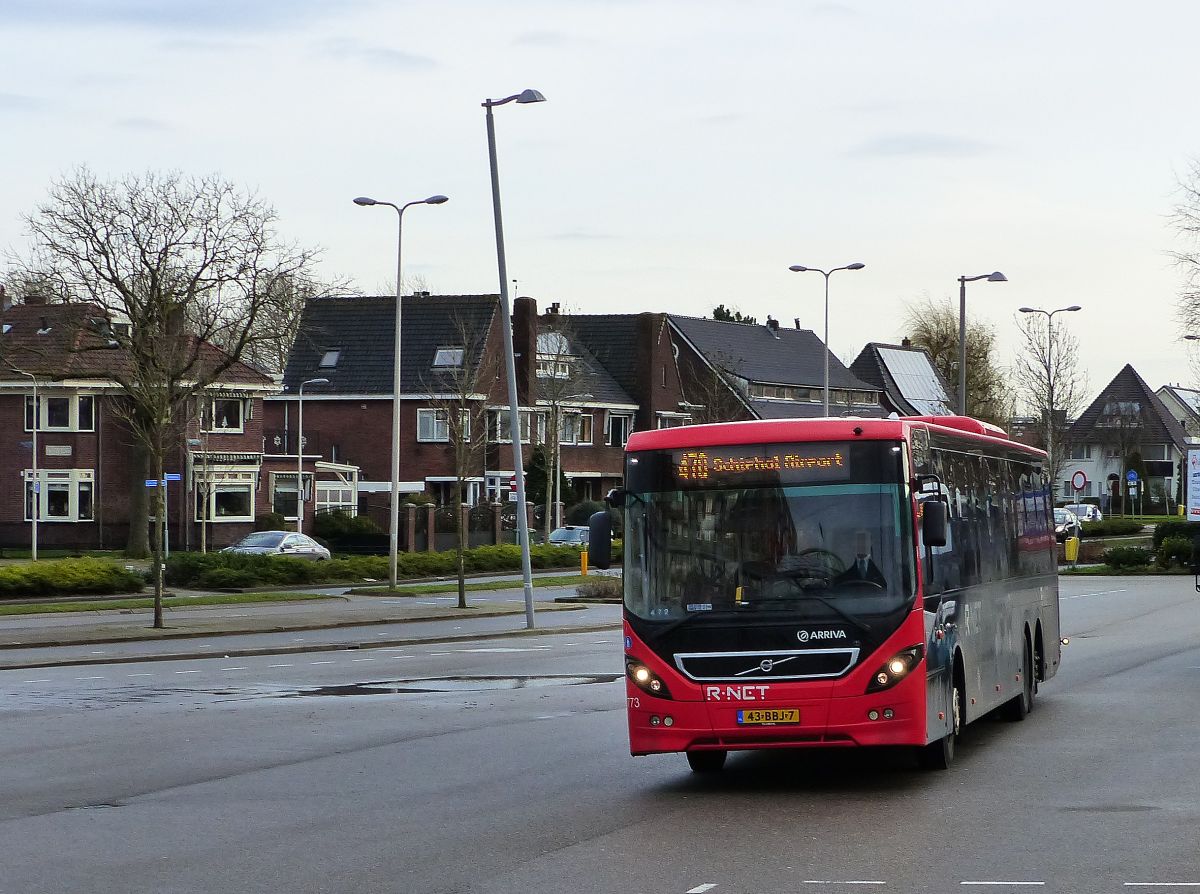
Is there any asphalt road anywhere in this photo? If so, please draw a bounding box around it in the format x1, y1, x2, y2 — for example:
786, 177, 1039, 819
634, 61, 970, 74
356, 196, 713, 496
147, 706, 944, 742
1, 576, 1198, 893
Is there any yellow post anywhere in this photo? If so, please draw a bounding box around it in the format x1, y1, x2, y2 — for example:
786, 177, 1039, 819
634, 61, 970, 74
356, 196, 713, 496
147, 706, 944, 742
581, 547, 588, 576
1064, 536, 1080, 564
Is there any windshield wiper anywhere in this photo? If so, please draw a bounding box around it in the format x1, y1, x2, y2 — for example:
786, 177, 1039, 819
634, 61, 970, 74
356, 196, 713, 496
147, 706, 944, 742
646, 610, 746, 641
786, 590, 873, 635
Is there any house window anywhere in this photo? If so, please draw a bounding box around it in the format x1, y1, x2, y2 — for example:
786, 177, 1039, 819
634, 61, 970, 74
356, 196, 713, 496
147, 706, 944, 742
24, 394, 96, 432
606, 414, 633, 447
24, 469, 95, 522
656, 413, 691, 429
536, 359, 572, 379
560, 412, 593, 446
488, 409, 544, 444
1068, 444, 1092, 460
271, 473, 313, 520
1142, 444, 1167, 461
418, 408, 451, 443
319, 350, 341, 368
194, 470, 257, 522
433, 347, 464, 368
316, 484, 356, 515
208, 398, 245, 432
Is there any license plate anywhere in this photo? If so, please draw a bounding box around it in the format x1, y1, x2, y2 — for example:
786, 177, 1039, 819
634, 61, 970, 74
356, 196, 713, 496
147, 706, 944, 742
737, 708, 799, 725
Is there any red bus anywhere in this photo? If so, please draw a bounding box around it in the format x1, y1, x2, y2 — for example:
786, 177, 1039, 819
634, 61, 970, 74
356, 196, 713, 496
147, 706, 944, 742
589, 415, 1061, 771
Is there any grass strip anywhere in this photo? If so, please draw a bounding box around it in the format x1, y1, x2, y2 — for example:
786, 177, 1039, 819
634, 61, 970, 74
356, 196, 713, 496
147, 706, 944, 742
351, 574, 588, 596
0, 592, 335, 616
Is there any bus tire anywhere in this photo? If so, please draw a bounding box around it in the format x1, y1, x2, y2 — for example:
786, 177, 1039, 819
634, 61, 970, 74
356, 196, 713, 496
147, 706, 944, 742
686, 750, 727, 773
918, 674, 962, 770
1002, 637, 1034, 722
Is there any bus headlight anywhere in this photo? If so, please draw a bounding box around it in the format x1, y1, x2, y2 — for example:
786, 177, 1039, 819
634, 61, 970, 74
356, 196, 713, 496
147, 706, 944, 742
626, 657, 672, 699
865, 645, 924, 693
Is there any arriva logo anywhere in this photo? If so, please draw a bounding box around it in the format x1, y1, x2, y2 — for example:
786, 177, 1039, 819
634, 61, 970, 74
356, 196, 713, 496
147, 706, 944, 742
797, 629, 848, 643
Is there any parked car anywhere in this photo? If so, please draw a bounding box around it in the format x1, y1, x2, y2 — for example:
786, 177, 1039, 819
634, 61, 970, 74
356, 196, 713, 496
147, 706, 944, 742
548, 525, 590, 546
222, 531, 331, 561
1053, 508, 1082, 543
1063, 503, 1102, 522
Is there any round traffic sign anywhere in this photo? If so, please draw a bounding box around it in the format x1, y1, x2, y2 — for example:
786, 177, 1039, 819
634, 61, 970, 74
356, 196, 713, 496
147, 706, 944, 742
1126, 470, 1139, 482
1071, 470, 1087, 492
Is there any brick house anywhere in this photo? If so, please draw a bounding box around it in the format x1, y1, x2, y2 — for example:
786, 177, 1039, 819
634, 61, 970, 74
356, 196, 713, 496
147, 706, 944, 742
267, 294, 636, 521
0, 298, 278, 551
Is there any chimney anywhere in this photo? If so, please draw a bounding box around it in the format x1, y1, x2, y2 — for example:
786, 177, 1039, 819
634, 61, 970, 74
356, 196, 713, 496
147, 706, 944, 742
794, 318, 801, 329
901, 337, 912, 347
765, 316, 780, 337
548, 302, 560, 315
511, 296, 538, 404
24, 290, 47, 306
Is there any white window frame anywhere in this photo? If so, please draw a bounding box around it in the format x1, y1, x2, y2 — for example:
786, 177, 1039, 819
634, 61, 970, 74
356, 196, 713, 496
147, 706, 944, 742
270, 472, 313, 522
418, 408, 451, 443
207, 397, 246, 433
316, 483, 356, 516
194, 470, 257, 522
24, 394, 97, 433
24, 469, 95, 522
488, 409, 545, 444
606, 413, 633, 447
560, 411, 593, 446
433, 347, 464, 368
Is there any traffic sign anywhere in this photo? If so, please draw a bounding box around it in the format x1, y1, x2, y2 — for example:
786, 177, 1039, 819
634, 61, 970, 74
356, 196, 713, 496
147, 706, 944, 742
165, 473, 181, 481
1071, 470, 1087, 492
1126, 470, 1139, 482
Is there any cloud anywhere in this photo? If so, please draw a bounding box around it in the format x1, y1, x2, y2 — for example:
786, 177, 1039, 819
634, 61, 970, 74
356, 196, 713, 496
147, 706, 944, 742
512, 30, 578, 48
547, 231, 618, 241
0, 92, 42, 111
845, 133, 996, 159
113, 117, 173, 132
3, 0, 355, 32
319, 38, 437, 71
810, 2, 858, 16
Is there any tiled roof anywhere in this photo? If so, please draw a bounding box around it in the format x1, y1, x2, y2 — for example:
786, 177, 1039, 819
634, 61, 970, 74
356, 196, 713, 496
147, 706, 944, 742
0, 302, 272, 387
536, 327, 637, 406
668, 315, 877, 391
568, 314, 645, 401
850, 342, 952, 416
750, 399, 887, 420
283, 295, 499, 395
1071, 364, 1188, 448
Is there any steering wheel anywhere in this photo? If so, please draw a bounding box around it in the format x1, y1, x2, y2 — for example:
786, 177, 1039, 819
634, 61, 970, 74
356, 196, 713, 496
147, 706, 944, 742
837, 576, 886, 591
794, 548, 847, 574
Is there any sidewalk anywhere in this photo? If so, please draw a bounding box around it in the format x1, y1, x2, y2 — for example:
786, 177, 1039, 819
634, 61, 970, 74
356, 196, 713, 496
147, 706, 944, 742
0, 585, 622, 670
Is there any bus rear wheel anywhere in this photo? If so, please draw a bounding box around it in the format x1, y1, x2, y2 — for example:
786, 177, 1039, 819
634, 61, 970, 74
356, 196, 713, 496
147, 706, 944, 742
686, 750, 727, 773
918, 677, 962, 770
1002, 638, 1034, 722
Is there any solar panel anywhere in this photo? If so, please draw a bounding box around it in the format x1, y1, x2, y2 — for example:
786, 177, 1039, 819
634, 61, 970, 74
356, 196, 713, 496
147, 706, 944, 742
877, 347, 952, 415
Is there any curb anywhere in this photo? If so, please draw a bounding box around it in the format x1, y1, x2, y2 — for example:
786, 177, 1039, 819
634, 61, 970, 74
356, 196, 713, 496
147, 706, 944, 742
0, 620, 620, 671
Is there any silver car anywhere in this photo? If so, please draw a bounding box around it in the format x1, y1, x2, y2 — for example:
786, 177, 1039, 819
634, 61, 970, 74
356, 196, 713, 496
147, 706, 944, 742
1063, 503, 1102, 522
222, 530, 331, 561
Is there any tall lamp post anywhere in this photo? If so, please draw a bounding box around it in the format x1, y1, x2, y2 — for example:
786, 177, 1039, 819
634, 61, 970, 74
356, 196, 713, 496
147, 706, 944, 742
1019, 304, 1082, 499
957, 271, 1007, 415
354, 193, 449, 589
788, 262, 865, 416
483, 87, 546, 630
296, 377, 329, 536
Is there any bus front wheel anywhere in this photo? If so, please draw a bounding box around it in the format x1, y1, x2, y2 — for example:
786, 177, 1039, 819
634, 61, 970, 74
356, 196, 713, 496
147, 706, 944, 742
686, 750, 727, 773
918, 677, 962, 771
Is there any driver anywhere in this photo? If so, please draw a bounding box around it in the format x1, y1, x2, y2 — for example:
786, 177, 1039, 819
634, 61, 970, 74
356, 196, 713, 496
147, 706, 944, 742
833, 529, 887, 587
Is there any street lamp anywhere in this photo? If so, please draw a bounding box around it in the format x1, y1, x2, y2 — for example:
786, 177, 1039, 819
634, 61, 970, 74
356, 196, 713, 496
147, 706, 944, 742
296, 377, 329, 536
788, 262, 865, 416
483, 87, 546, 629
1019, 304, 1082, 498
354, 193, 449, 589
11, 366, 39, 561
957, 271, 1007, 415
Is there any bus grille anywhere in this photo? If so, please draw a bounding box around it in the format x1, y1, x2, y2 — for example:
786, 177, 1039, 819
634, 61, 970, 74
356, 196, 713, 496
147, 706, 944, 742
673, 648, 859, 681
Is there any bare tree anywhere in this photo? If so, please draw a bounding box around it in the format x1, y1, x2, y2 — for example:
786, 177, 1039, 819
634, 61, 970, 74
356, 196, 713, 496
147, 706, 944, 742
903, 296, 1013, 427
1013, 312, 1087, 498
534, 318, 593, 541
679, 348, 752, 424
421, 315, 498, 609
10, 168, 328, 627
1173, 159, 1200, 368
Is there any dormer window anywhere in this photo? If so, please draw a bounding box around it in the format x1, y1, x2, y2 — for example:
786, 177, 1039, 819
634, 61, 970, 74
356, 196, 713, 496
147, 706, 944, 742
319, 350, 341, 368
433, 347, 464, 368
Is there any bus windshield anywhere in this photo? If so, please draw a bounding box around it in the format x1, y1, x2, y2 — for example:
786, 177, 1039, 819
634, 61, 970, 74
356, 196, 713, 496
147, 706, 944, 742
623, 441, 915, 629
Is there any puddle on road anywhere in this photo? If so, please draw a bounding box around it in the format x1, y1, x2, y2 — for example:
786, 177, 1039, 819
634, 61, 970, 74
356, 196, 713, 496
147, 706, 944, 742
280, 674, 620, 697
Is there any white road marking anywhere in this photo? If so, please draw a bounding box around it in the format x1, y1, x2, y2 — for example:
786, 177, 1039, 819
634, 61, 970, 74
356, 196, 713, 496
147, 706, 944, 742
1124, 884, 1200, 887
174, 670, 201, 674
454, 647, 546, 653
390, 656, 416, 660
291, 638, 305, 642
592, 640, 611, 644
75, 676, 105, 680
960, 884, 1044, 888
268, 664, 294, 668
430, 652, 451, 656
127, 673, 154, 677
686, 885, 718, 894
351, 658, 375, 662
417, 601, 439, 605
221, 666, 248, 671
21, 679, 51, 683
1070, 588, 1127, 599
803, 882, 886, 886
310, 660, 335, 666
379, 648, 407, 652
89, 650, 107, 655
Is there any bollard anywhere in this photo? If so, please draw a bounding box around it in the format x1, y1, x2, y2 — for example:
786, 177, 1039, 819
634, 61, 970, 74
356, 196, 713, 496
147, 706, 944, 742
581, 547, 588, 576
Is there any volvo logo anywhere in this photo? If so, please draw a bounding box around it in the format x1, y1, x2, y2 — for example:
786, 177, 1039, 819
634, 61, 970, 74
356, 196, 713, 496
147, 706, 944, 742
759, 659, 774, 673
798, 629, 848, 643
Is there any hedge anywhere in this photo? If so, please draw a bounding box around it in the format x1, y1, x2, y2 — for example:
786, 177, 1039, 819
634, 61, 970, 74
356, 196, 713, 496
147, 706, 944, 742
0, 558, 145, 598
164, 542, 623, 589
1157, 536, 1193, 569
1082, 519, 1145, 538
1152, 520, 1197, 548
1100, 546, 1154, 569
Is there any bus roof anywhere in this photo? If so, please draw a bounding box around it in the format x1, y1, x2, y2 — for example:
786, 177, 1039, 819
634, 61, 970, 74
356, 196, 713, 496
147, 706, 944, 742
627, 415, 1045, 458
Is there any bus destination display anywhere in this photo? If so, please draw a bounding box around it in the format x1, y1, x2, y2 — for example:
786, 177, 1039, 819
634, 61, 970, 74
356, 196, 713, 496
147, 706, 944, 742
672, 444, 851, 487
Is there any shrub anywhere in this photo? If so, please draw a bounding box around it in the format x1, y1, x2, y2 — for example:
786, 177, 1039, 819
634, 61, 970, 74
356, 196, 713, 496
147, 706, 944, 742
1153, 520, 1195, 548
254, 513, 286, 532
566, 500, 606, 525
314, 509, 381, 540
1156, 536, 1193, 569
0, 558, 145, 598
1082, 519, 1144, 538
1101, 546, 1153, 569
575, 576, 623, 599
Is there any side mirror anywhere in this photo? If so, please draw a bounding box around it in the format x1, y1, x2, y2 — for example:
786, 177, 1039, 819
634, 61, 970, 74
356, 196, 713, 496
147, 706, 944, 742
922, 500, 947, 548
589, 510, 613, 569
605, 487, 629, 508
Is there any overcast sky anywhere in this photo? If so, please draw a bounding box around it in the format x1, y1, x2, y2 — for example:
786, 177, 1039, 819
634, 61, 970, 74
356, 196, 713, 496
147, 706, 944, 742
4, 0, 1200, 405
